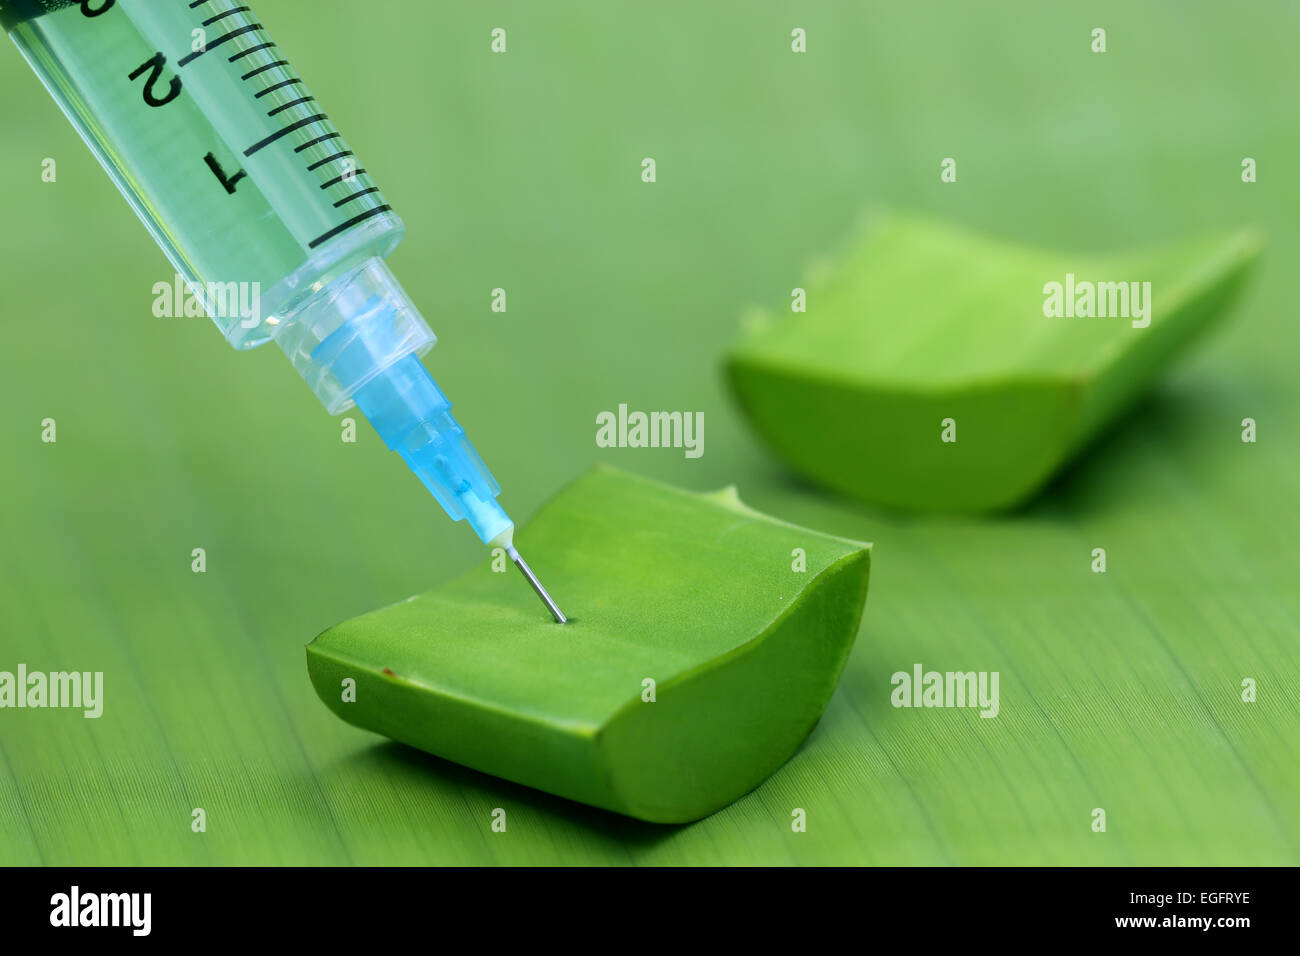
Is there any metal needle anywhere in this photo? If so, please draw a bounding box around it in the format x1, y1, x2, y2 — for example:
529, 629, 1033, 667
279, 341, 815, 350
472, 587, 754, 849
506, 544, 567, 624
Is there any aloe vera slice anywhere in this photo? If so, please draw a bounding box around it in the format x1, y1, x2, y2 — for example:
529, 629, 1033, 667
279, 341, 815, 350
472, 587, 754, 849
726, 214, 1262, 511
307, 466, 871, 823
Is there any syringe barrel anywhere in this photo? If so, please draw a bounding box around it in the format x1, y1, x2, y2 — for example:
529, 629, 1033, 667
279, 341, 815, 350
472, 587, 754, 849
4, 0, 513, 541
3, 0, 406, 348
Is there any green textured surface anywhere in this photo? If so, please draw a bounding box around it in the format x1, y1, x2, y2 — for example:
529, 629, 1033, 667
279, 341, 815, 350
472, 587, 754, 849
308, 466, 870, 823
1, 0, 1298, 864
727, 214, 1262, 510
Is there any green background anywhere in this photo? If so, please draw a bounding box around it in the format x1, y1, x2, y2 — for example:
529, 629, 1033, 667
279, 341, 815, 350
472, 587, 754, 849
1, 0, 1296, 864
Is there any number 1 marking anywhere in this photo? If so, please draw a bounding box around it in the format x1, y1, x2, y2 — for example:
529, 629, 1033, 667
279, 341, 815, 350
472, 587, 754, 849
204, 152, 247, 194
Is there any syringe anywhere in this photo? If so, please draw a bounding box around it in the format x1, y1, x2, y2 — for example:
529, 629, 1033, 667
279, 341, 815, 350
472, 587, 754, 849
2, 0, 567, 622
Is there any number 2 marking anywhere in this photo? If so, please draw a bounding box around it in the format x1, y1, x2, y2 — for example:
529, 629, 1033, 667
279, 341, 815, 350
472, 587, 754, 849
128, 52, 182, 107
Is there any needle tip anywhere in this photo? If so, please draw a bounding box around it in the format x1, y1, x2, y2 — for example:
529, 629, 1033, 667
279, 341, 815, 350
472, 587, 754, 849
505, 545, 567, 624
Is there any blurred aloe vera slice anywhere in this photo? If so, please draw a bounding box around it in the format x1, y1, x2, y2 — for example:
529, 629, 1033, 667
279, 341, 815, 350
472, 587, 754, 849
307, 465, 870, 823
726, 214, 1262, 511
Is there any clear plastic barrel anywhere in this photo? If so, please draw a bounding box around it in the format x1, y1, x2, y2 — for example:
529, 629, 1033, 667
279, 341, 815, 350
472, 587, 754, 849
3, 0, 404, 347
